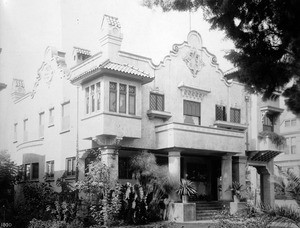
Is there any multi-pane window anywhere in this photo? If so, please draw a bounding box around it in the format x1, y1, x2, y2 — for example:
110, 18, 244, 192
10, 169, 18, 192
183, 100, 201, 125
119, 157, 133, 179
66, 157, 76, 176
291, 137, 296, 154
109, 82, 117, 112
129, 86, 136, 115
291, 119, 297, 126
216, 105, 227, 121
230, 108, 241, 123
39, 112, 45, 138
14, 123, 18, 142
91, 85, 95, 112
85, 82, 101, 114
150, 93, 164, 111
85, 87, 90, 114
46, 160, 54, 178
119, 84, 127, 113
23, 119, 28, 142
96, 82, 101, 111
61, 102, 70, 131
263, 114, 274, 132
49, 108, 54, 126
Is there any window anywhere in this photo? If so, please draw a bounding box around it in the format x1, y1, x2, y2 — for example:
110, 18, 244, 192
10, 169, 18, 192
230, 108, 241, 123
23, 119, 28, 142
119, 157, 133, 179
85, 155, 96, 174
85, 82, 101, 114
39, 112, 45, 138
85, 87, 89, 114
14, 123, 18, 142
91, 85, 95, 112
46, 160, 54, 178
285, 120, 291, 127
23, 163, 39, 180
285, 137, 290, 154
183, 100, 201, 125
291, 137, 296, 154
150, 93, 164, 111
109, 82, 117, 112
96, 82, 101, 111
216, 105, 227, 121
291, 119, 297, 126
263, 114, 274, 132
25, 164, 31, 180
66, 157, 76, 176
61, 102, 70, 131
49, 108, 54, 126
119, 84, 127, 113
129, 86, 136, 115
32, 163, 39, 179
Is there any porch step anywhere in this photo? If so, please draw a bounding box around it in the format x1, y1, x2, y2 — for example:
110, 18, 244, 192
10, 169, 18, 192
196, 201, 225, 220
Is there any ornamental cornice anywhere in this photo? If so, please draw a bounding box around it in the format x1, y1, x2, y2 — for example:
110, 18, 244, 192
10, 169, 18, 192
178, 82, 210, 101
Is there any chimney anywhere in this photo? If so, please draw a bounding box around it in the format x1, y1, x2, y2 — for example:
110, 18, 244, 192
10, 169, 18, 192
11, 78, 26, 101
99, 15, 123, 61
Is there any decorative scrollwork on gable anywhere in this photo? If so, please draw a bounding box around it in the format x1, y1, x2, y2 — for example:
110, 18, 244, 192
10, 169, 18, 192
31, 47, 71, 98
183, 47, 205, 77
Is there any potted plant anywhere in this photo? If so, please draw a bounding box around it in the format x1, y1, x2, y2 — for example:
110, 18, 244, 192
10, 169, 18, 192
176, 179, 197, 203
228, 181, 243, 202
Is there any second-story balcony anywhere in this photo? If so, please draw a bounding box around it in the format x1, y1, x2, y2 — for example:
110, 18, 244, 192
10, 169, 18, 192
155, 122, 245, 153
80, 112, 141, 140
258, 131, 286, 151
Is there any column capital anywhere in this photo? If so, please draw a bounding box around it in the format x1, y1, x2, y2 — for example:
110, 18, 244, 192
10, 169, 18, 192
232, 156, 247, 164
168, 151, 181, 157
222, 155, 232, 161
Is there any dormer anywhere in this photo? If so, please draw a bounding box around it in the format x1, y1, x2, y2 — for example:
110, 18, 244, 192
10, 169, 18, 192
73, 47, 91, 65
99, 15, 123, 61
11, 79, 26, 101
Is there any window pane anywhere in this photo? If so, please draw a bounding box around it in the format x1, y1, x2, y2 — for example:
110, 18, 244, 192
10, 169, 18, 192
25, 164, 31, 180
62, 102, 70, 131
291, 119, 296, 126
91, 85, 95, 112
129, 86, 136, 115
285, 120, 290, 127
85, 87, 89, 114
183, 100, 201, 117
49, 108, 54, 125
32, 163, 39, 179
216, 105, 226, 121
96, 82, 101, 110
118, 157, 133, 179
230, 108, 241, 123
39, 113, 45, 138
14, 123, 17, 141
119, 84, 127, 113
109, 82, 117, 112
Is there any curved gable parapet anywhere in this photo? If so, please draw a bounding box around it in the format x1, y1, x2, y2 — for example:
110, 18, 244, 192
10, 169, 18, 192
31, 46, 71, 98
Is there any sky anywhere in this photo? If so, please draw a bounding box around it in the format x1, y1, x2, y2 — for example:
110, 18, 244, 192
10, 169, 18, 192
0, 0, 235, 150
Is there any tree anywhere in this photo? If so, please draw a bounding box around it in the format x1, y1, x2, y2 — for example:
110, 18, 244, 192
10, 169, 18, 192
0, 150, 17, 222
143, 0, 300, 114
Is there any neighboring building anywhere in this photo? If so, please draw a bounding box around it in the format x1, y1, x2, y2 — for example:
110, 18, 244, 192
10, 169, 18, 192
274, 97, 300, 175
8, 15, 284, 218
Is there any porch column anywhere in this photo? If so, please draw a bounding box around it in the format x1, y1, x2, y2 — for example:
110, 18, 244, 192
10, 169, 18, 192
257, 161, 275, 207
168, 151, 181, 201
221, 155, 232, 201
101, 147, 119, 182
232, 156, 247, 188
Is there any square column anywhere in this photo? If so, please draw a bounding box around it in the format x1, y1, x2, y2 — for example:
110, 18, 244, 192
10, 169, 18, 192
101, 147, 119, 182
257, 161, 275, 207
232, 156, 247, 188
168, 151, 181, 201
221, 155, 232, 201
